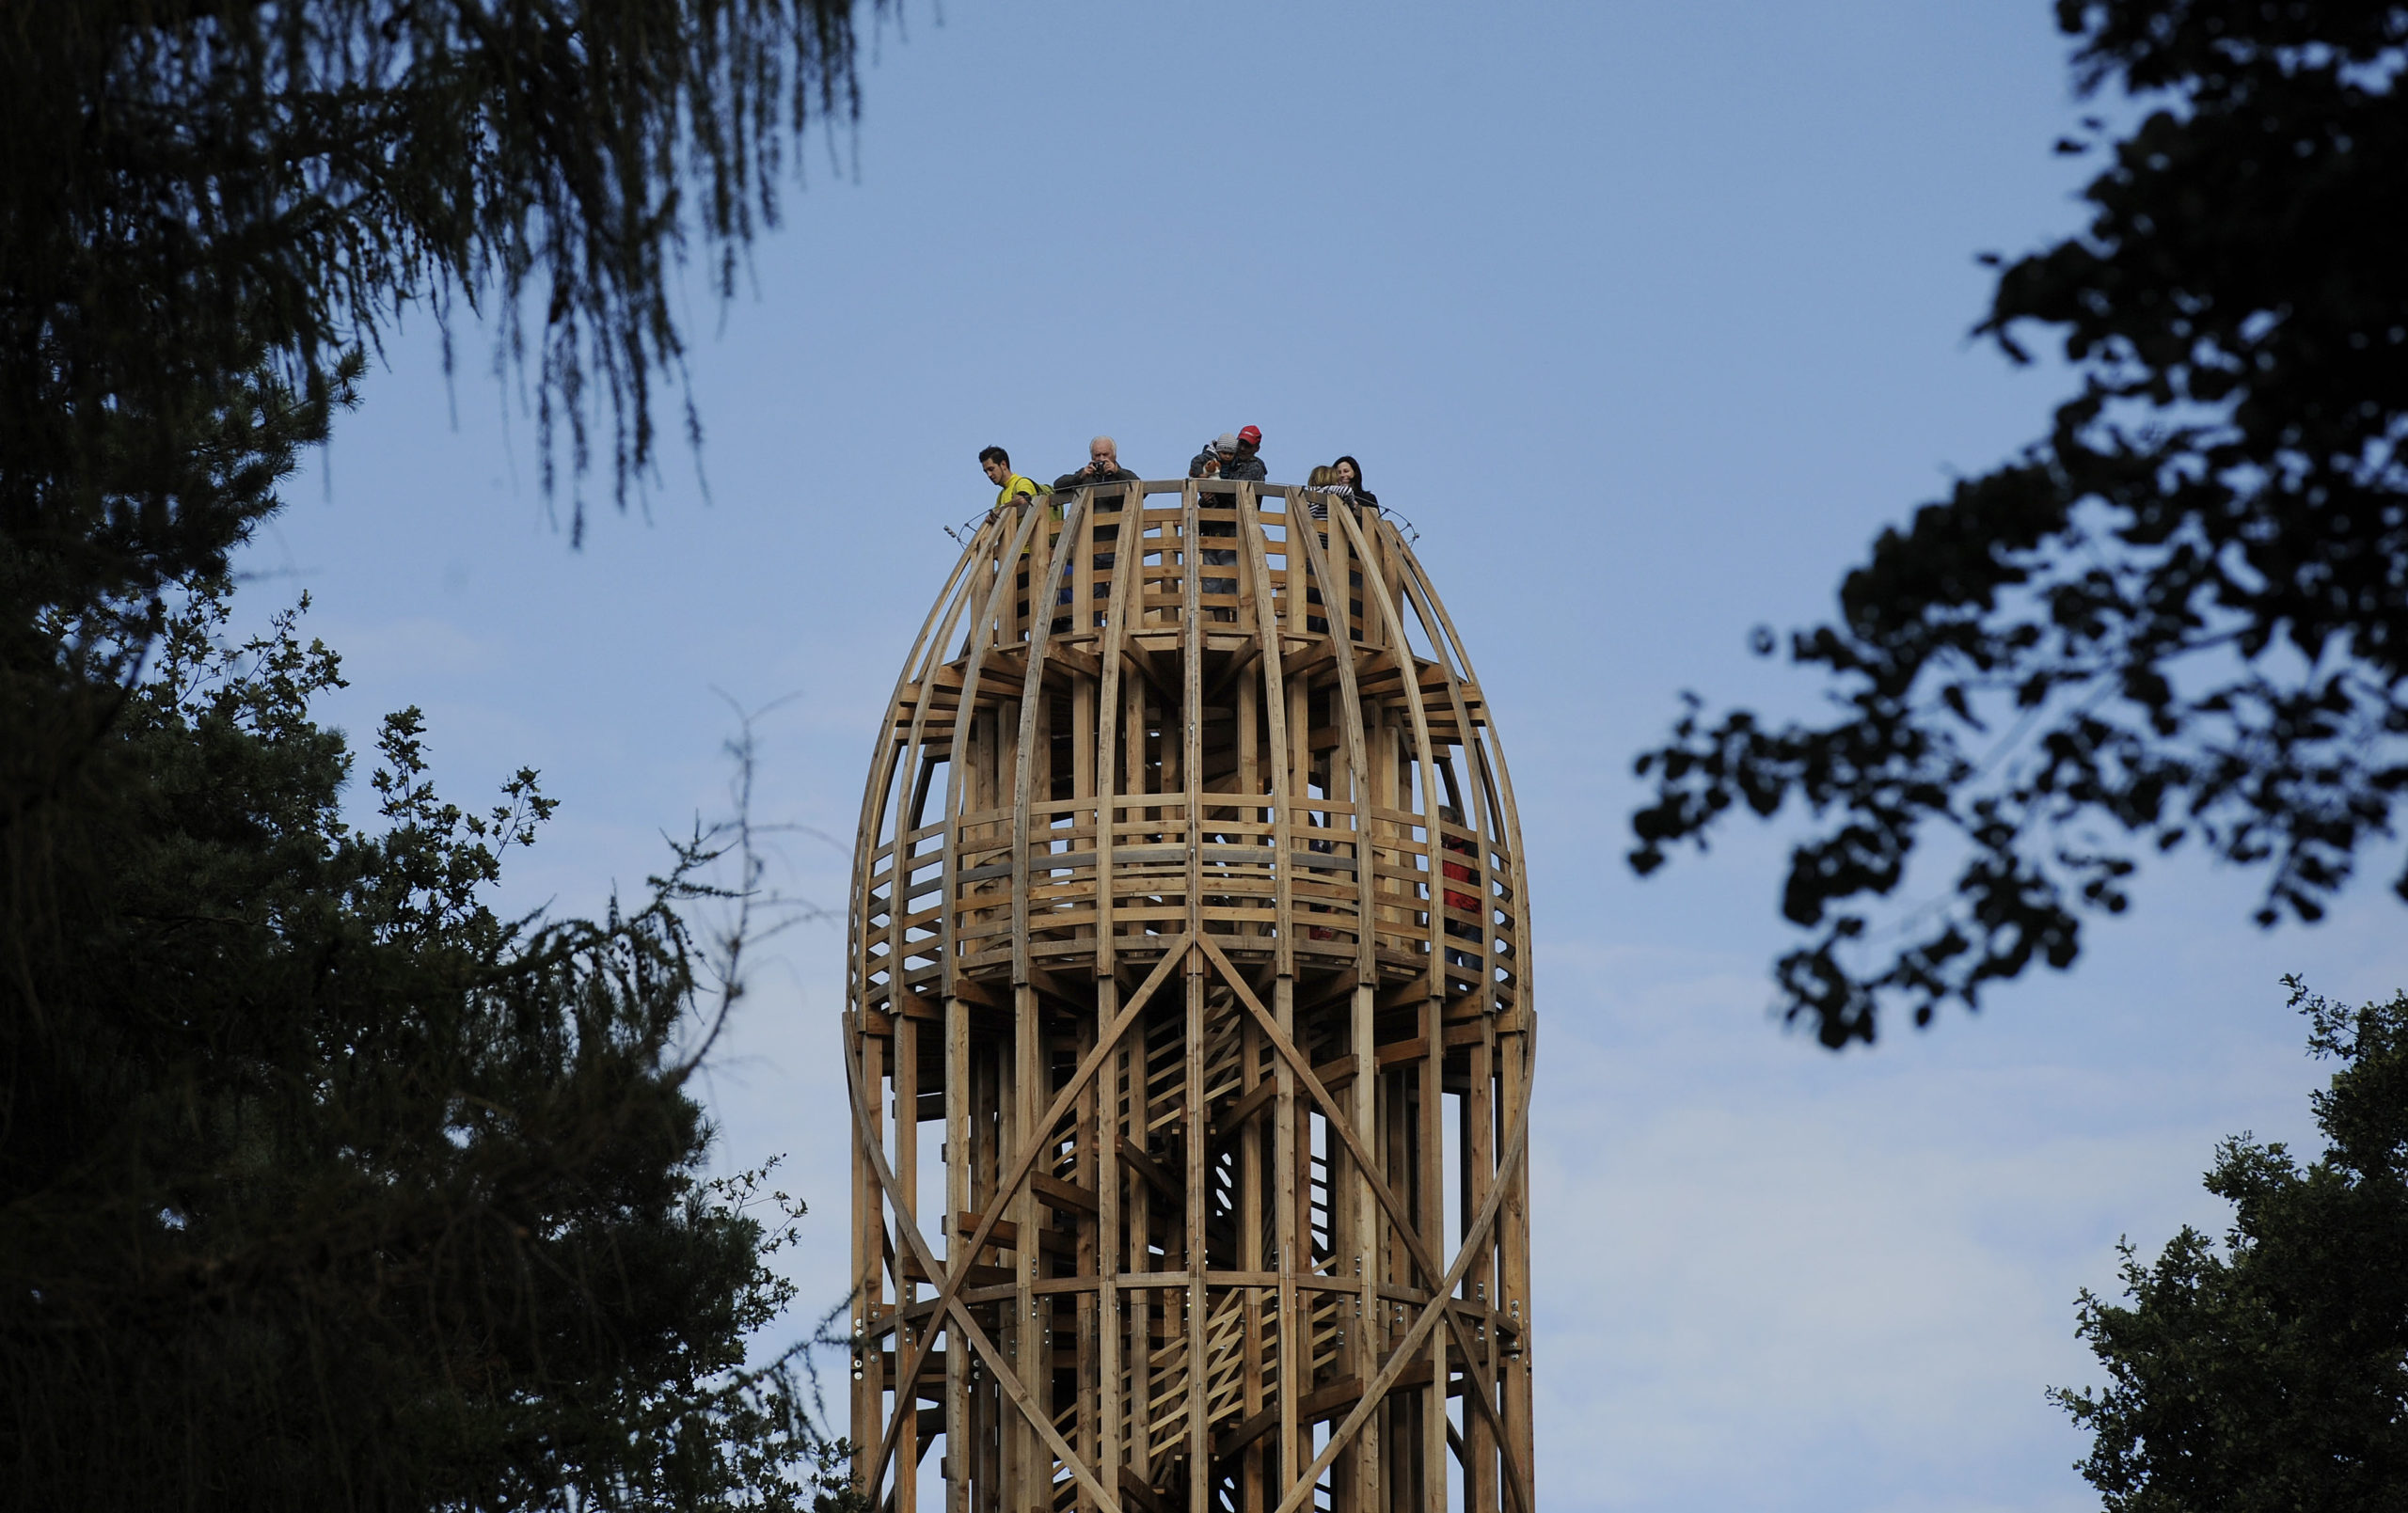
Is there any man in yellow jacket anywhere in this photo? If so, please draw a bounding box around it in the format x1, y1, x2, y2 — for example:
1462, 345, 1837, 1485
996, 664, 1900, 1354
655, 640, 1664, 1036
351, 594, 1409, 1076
978, 445, 1045, 525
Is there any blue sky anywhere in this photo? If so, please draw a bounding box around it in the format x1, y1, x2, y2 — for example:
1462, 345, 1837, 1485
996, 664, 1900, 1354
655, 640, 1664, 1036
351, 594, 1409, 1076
241, 4, 2408, 1509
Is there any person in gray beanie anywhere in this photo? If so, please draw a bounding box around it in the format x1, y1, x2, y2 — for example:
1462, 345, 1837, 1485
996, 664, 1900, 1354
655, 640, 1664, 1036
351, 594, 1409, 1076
1188, 432, 1236, 479
1186, 425, 1265, 607
1188, 424, 1266, 482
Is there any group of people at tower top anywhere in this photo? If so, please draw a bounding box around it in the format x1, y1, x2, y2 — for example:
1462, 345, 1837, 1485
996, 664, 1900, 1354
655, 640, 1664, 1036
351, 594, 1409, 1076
974, 427, 1379, 526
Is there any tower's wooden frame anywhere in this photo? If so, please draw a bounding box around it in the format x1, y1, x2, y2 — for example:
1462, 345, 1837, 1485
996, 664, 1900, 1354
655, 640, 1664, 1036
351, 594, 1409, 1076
845, 480, 1535, 1513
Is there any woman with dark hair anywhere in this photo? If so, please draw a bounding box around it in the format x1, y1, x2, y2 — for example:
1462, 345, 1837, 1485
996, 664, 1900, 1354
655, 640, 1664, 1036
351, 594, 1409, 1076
1328, 455, 1378, 514
1304, 456, 1377, 521
1298, 455, 1380, 632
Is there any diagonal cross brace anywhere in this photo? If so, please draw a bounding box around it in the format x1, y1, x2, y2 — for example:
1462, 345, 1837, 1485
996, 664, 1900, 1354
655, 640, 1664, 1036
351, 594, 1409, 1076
1196, 934, 1532, 1513
1274, 1087, 1531, 1513
847, 1011, 1127, 1513
848, 1024, 1117, 1510
851, 938, 1191, 1505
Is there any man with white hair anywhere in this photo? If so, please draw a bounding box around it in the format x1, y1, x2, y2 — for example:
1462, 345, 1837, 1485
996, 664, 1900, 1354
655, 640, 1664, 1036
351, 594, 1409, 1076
1052, 435, 1137, 493
1051, 436, 1139, 621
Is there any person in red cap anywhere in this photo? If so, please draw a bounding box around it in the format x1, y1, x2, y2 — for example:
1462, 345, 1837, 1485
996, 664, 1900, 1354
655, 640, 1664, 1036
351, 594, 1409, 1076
1182, 426, 1263, 614
1187, 427, 1268, 482
1228, 424, 1267, 481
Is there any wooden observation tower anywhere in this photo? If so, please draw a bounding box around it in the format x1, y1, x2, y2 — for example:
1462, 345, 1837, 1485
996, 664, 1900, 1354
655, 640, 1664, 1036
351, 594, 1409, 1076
844, 478, 1535, 1513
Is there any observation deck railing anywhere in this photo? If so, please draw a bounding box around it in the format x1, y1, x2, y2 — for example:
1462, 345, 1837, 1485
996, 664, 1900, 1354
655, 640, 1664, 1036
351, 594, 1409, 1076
853, 478, 1524, 1029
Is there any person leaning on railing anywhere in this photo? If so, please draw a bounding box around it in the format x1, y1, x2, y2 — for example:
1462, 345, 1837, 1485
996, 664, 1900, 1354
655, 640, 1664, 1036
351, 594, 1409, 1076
978, 445, 1045, 525
1304, 463, 1336, 520
1294, 452, 1377, 633
1323, 455, 1378, 518
1299, 455, 1375, 521
1438, 805, 1483, 975
978, 444, 1069, 627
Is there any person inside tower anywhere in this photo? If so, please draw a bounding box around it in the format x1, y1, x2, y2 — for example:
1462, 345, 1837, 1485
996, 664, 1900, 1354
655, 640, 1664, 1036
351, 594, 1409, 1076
1187, 426, 1262, 606
1438, 806, 1483, 978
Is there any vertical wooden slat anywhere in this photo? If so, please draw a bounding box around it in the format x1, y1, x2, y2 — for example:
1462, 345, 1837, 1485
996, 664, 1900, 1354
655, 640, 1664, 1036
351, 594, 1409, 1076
854, 1028, 886, 1495
896, 1013, 923, 1513
1012, 980, 1038, 1512
1328, 504, 1459, 1513
1006, 494, 1093, 1513
1078, 1012, 1101, 1512
1465, 1024, 1498, 1513
946, 990, 970, 1513
1180, 481, 1211, 1513
1092, 489, 1145, 1502
1238, 496, 1305, 1498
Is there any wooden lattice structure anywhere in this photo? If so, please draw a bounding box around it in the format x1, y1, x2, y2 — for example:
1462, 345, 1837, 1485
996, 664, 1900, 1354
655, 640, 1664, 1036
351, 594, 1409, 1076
844, 479, 1535, 1513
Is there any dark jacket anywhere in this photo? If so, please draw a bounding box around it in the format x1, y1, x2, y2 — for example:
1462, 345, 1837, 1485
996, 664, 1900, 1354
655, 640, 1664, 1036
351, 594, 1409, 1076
1052, 465, 1138, 492
1054, 465, 1139, 573
1189, 448, 1267, 482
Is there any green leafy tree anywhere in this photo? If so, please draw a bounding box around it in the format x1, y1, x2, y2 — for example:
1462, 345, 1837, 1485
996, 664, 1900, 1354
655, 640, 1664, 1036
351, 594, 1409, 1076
2, 0, 864, 550
1630, 0, 2408, 1045
0, 5, 879, 1504
2052, 978, 2408, 1510
2, 0, 867, 839
1, 582, 861, 1510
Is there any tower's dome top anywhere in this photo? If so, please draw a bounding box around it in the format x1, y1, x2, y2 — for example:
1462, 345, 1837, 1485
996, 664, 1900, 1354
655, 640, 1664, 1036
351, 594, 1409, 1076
848, 474, 1529, 1016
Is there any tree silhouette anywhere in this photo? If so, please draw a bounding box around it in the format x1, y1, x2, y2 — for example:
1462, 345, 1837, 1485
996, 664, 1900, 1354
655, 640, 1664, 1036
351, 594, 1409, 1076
2, 5, 879, 1504
1, 585, 863, 1508
1633, 0, 2408, 1045
2053, 978, 2408, 1510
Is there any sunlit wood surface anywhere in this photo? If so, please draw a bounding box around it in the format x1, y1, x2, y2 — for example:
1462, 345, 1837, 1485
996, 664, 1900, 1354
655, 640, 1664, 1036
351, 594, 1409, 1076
845, 480, 1536, 1513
